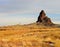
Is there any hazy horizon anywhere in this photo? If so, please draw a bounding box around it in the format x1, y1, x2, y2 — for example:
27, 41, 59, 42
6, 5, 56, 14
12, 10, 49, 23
0, 0, 60, 26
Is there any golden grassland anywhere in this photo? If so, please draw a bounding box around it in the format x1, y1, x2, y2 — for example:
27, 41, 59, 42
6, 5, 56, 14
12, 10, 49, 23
0, 23, 60, 47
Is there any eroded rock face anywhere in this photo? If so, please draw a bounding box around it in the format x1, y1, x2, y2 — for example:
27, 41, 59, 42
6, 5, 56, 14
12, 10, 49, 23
37, 10, 53, 25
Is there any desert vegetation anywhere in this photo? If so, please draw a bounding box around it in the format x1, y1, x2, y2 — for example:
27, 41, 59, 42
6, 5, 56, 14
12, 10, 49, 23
0, 24, 60, 47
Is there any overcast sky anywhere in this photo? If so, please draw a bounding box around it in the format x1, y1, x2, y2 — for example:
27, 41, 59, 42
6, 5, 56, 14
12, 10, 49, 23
0, 0, 60, 26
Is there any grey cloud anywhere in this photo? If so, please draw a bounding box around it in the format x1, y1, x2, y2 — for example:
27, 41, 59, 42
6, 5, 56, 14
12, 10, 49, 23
0, 0, 35, 13
0, 0, 60, 14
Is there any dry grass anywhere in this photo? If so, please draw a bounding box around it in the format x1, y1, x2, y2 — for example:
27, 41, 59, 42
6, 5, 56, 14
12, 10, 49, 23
0, 23, 60, 47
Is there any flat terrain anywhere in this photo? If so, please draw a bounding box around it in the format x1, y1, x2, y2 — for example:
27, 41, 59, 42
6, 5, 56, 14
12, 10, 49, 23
0, 23, 60, 47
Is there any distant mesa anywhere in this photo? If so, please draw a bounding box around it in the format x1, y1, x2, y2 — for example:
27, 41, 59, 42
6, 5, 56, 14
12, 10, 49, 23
36, 10, 53, 26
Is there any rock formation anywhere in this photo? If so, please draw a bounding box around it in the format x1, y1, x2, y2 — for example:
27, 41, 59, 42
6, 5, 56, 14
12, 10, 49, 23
36, 10, 53, 25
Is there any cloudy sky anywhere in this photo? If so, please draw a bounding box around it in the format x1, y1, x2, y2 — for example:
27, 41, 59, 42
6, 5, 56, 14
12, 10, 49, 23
0, 0, 60, 26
